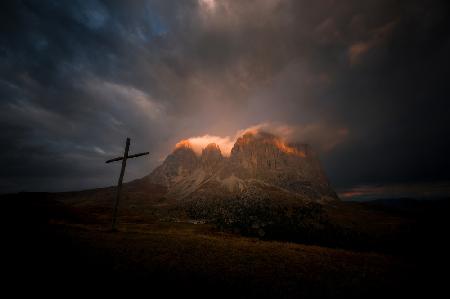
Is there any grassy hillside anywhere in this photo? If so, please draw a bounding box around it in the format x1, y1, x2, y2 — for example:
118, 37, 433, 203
1, 191, 448, 298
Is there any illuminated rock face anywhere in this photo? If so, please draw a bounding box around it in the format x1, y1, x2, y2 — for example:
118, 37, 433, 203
200, 143, 223, 172
147, 144, 198, 187
147, 132, 338, 203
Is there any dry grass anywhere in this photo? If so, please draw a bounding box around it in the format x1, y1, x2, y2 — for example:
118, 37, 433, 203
54, 221, 408, 298
2, 191, 445, 298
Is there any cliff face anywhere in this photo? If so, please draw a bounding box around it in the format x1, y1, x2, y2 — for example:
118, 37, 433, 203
147, 132, 338, 203
147, 143, 199, 187
226, 132, 334, 199
200, 143, 223, 172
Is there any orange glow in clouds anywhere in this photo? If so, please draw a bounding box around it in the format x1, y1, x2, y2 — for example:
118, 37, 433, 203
274, 139, 306, 157
176, 135, 235, 156
236, 131, 306, 157
174, 122, 348, 157
175, 139, 193, 150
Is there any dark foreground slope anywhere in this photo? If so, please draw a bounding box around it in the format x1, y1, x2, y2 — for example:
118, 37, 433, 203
1, 191, 448, 298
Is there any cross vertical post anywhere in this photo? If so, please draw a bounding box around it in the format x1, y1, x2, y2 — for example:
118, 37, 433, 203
106, 137, 149, 231
111, 137, 130, 231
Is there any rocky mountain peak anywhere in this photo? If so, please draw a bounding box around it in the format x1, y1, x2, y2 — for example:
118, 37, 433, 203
174, 139, 193, 151
201, 143, 223, 170
230, 131, 308, 171
170, 140, 198, 166
202, 143, 222, 155
232, 131, 305, 157
146, 140, 198, 187
147, 131, 338, 202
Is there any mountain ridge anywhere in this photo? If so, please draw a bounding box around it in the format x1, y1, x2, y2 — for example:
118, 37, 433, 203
146, 131, 338, 203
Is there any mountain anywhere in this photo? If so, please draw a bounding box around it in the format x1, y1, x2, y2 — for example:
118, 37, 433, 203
146, 131, 338, 203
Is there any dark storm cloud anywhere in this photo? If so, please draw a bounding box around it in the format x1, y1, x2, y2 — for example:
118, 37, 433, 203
0, 0, 449, 195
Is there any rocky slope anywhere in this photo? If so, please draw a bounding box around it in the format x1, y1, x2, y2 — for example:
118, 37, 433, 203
146, 131, 338, 203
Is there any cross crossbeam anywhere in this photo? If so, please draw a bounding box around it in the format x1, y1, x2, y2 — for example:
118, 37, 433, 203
106, 137, 149, 231
105, 151, 150, 163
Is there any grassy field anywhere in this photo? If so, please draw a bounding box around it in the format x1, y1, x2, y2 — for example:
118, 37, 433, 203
2, 191, 447, 298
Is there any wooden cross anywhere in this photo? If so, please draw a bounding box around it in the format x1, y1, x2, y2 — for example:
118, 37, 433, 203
106, 137, 149, 231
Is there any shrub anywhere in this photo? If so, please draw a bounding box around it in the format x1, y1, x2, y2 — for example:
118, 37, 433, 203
182, 195, 332, 244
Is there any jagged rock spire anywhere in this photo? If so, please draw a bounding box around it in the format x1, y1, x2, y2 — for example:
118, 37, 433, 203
201, 143, 223, 170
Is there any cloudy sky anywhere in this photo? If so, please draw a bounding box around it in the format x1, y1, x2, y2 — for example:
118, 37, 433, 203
1, 0, 449, 198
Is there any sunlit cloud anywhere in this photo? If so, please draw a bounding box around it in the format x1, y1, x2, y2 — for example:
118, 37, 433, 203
178, 134, 235, 156
236, 122, 349, 152
174, 122, 349, 156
